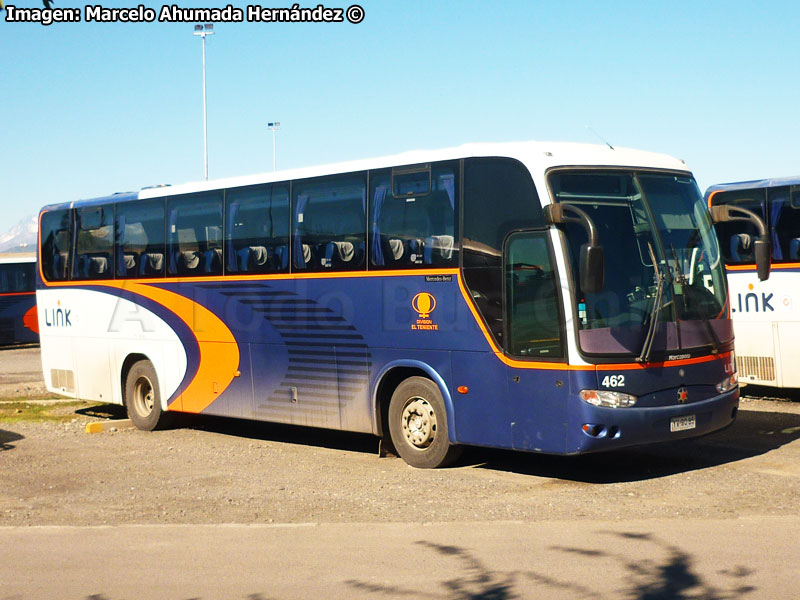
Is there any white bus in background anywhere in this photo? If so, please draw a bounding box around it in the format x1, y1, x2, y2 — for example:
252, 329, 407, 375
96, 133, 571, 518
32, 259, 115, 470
706, 177, 799, 388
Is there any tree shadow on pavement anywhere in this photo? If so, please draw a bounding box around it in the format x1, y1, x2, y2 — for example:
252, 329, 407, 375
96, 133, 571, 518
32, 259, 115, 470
0, 428, 24, 451
347, 534, 755, 600
470, 408, 800, 483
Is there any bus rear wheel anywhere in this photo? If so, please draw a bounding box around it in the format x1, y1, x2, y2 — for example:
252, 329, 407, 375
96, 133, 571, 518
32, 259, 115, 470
125, 360, 173, 431
388, 377, 462, 469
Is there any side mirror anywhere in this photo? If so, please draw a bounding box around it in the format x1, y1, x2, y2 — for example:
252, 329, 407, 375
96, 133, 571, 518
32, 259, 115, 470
580, 243, 604, 294
545, 203, 605, 292
709, 204, 771, 281
754, 239, 770, 282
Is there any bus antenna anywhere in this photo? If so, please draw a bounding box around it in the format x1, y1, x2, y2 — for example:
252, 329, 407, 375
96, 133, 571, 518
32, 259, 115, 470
586, 125, 614, 150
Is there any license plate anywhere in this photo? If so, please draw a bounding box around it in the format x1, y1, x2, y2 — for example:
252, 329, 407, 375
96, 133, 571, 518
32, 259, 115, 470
670, 414, 696, 432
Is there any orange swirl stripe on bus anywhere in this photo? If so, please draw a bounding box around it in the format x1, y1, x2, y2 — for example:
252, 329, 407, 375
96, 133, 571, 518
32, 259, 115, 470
23, 305, 39, 334
96, 281, 240, 413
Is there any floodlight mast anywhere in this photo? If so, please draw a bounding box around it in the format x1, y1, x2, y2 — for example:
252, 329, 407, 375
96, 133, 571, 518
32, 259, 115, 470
268, 122, 281, 171
193, 23, 214, 180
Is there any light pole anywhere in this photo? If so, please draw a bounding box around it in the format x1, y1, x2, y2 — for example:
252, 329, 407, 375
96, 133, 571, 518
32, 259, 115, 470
268, 122, 280, 171
194, 23, 214, 180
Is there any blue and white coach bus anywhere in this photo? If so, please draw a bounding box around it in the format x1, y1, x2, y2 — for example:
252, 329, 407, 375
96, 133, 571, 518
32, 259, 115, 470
706, 177, 798, 388
0, 253, 38, 345
37, 142, 766, 468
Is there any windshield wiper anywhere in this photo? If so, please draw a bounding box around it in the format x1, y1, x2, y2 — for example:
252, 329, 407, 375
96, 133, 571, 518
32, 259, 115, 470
669, 243, 719, 355
637, 242, 665, 363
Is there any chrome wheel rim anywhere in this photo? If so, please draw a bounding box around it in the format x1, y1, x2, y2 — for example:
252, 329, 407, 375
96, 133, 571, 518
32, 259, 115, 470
401, 396, 436, 449
132, 376, 155, 418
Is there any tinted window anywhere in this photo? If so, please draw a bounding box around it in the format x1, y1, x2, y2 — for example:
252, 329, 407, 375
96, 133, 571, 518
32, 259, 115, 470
116, 199, 166, 278
710, 189, 766, 265
226, 184, 290, 273
0, 262, 35, 293
370, 162, 458, 269
462, 158, 541, 347
73, 206, 114, 280
505, 232, 563, 358
40, 210, 72, 281
167, 191, 223, 277
767, 186, 800, 262
293, 173, 366, 271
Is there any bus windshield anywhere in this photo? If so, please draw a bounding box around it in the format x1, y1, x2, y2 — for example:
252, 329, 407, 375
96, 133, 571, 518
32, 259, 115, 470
551, 170, 730, 358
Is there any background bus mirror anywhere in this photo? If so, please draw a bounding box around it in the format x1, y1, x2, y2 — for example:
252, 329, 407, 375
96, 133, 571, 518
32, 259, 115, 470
580, 243, 604, 293
710, 203, 770, 280
754, 239, 771, 281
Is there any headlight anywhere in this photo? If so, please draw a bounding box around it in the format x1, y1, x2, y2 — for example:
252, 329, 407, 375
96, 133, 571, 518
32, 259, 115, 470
716, 371, 738, 394
580, 389, 638, 408
717, 352, 738, 393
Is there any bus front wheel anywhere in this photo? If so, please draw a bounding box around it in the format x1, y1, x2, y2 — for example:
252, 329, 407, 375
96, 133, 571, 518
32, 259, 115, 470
388, 377, 462, 469
125, 360, 173, 431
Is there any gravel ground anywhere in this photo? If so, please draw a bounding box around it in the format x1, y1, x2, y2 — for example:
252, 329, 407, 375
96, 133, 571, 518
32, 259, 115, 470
2, 346, 799, 527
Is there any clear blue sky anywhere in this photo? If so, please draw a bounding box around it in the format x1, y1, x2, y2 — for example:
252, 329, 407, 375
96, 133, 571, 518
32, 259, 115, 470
2, 0, 799, 228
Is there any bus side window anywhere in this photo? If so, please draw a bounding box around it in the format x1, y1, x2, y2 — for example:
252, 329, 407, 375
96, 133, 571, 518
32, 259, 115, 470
369, 162, 459, 269
768, 186, 800, 262
40, 209, 73, 281
293, 173, 366, 272
73, 206, 114, 281
0, 263, 33, 293
167, 192, 223, 277
226, 183, 289, 274
115, 198, 166, 279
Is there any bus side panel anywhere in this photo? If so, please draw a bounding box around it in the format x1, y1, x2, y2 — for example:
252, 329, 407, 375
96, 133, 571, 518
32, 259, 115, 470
198, 342, 254, 419
450, 350, 511, 449
0, 293, 38, 345
727, 269, 799, 387
776, 322, 800, 388
38, 288, 187, 405
508, 365, 571, 453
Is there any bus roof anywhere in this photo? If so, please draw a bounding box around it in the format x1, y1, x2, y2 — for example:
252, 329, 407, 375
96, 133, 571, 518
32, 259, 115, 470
0, 253, 36, 264
41, 141, 690, 212
705, 175, 800, 199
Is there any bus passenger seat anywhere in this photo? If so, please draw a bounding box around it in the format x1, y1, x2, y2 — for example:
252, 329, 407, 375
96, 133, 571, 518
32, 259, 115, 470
388, 238, 404, 262
302, 244, 312, 266
202, 248, 222, 273
53, 253, 68, 279
730, 233, 751, 261
274, 245, 289, 270
424, 235, 454, 264
139, 253, 163, 275
181, 251, 200, 271
89, 256, 108, 276
407, 239, 424, 265
250, 246, 268, 267
236, 247, 251, 271
123, 254, 137, 274
790, 238, 800, 260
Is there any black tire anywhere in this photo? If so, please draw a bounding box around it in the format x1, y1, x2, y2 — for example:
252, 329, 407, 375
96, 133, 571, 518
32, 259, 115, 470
124, 359, 173, 431
388, 376, 462, 469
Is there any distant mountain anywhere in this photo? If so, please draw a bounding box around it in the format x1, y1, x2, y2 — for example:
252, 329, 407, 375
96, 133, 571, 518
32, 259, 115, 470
0, 215, 37, 253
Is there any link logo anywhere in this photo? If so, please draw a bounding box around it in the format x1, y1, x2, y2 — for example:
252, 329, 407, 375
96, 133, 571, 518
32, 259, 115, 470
732, 292, 774, 313
43, 302, 72, 327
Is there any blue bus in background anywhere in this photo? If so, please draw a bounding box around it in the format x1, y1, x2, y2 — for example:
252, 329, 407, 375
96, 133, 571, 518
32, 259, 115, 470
36, 142, 760, 467
0, 254, 38, 346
